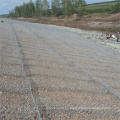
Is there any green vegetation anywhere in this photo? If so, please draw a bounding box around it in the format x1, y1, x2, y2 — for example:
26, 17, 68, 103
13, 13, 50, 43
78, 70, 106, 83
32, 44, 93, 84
9, 0, 120, 18
111, 2, 120, 13
9, 0, 87, 18
9, 0, 36, 18
86, 1, 120, 14
0, 14, 9, 18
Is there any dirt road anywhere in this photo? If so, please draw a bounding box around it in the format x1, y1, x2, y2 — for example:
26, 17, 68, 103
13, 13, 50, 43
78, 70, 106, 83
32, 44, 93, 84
0, 19, 120, 120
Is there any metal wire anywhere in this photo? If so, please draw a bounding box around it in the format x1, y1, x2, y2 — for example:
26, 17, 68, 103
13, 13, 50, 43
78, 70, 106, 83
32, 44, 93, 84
0, 19, 120, 119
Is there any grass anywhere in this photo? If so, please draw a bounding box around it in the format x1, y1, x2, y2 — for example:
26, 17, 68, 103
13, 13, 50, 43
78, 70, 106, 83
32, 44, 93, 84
0, 14, 9, 18
85, 1, 120, 13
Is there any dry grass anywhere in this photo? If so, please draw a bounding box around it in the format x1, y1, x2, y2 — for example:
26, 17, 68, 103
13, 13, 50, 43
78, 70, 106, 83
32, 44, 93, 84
15, 13, 120, 33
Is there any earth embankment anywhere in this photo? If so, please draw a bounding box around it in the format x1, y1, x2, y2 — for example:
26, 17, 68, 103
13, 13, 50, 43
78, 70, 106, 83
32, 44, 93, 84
0, 19, 120, 119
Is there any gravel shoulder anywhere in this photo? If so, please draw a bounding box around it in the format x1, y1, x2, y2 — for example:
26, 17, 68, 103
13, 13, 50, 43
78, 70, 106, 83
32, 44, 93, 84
47, 24, 120, 51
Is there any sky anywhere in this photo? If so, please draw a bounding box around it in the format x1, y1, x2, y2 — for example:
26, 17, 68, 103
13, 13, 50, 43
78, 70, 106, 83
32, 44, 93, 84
0, 0, 115, 15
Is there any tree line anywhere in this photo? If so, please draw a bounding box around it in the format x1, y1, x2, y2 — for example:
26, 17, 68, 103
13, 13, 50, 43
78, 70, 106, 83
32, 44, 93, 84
9, 0, 120, 18
9, 0, 87, 18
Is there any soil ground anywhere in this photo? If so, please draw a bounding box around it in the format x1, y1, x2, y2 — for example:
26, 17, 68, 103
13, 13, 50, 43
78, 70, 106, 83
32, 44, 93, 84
13, 13, 120, 50
14, 13, 120, 33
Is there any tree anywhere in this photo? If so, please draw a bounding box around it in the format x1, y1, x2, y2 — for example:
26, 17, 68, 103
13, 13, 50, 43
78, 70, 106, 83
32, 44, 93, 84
28, 0, 35, 17
73, 0, 87, 16
9, 9, 16, 17
51, 0, 61, 16
20, 3, 27, 17
61, 0, 74, 17
35, 0, 43, 17
9, 0, 87, 18
14, 6, 21, 17
22, 3, 30, 17
42, 0, 49, 16
73, 0, 86, 7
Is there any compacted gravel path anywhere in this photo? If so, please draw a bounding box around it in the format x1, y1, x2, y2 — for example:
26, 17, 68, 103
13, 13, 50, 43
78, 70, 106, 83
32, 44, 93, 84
0, 19, 120, 120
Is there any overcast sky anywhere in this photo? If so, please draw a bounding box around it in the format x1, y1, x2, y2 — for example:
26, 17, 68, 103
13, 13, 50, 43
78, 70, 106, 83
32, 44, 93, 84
0, 0, 115, 15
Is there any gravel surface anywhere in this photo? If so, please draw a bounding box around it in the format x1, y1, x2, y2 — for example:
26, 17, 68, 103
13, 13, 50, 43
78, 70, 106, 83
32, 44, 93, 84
0, 19, 120, 120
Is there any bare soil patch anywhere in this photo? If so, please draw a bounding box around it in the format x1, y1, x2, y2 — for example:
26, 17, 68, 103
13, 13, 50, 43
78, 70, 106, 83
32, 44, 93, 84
15, 13, 120, 33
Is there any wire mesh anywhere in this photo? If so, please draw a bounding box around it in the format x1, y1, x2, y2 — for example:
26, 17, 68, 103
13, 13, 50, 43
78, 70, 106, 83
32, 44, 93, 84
0, 19, 120, 119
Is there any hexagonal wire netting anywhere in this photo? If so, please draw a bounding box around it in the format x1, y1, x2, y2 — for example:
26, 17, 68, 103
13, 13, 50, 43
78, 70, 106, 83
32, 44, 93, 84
0, 20, 120, 120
